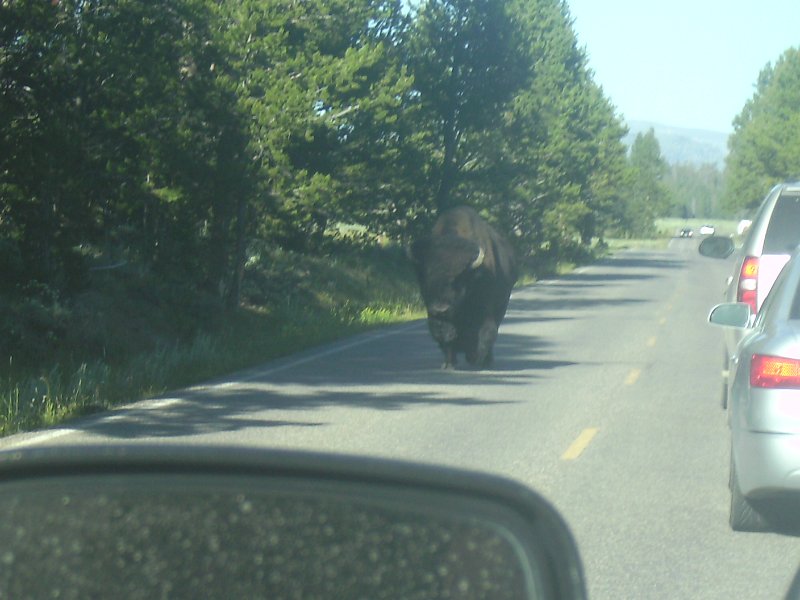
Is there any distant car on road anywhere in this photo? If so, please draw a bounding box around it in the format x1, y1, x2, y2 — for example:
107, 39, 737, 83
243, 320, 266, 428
708, 246, 800, 531
698, 224, 716, 235
700, 181, 800, 409
678, 228, 693, 238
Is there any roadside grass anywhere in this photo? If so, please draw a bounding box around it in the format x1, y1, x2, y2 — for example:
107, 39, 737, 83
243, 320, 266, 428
1, 245, 424, 437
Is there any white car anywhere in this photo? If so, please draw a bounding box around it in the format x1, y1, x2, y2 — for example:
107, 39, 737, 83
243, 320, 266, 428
700, 181, 800, 409
699, 224, 716, 235
709, 247, 800, 531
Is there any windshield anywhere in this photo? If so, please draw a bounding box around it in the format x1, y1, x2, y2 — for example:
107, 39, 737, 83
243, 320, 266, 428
2, 1, 800, 599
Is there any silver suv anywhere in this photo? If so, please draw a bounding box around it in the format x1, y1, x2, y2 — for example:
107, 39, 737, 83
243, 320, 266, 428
700, 181, 800, 408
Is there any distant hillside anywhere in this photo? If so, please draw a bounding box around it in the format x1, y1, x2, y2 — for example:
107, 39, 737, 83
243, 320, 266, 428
624, 120, 729, 168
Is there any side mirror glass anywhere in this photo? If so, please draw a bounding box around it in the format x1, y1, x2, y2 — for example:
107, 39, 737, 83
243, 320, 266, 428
698, 236, 735, 259
0, 446, 587, 599
708, 303, 752, 328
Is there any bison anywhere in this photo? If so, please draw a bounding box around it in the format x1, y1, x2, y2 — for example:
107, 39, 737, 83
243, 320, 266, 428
410, 206, 517, 369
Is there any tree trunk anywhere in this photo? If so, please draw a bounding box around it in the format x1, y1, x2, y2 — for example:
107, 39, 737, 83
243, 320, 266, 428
225, 196, 248, 310
435, 114, 459, 212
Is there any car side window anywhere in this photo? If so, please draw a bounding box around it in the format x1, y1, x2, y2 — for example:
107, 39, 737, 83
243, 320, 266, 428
763, 193, 800, 254
754, 262, 797, 327
789, 272, 800, 320
758, 260, 793, 326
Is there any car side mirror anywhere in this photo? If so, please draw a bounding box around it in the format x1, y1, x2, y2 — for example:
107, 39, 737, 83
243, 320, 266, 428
698, 236, 735, 259
0, 446, 587, 599
708, 303, 752, 328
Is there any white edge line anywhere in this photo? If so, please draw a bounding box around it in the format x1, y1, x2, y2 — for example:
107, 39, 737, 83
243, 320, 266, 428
3, 428, 75, 449
2, 322, 425, 449
197, 321, 425, 389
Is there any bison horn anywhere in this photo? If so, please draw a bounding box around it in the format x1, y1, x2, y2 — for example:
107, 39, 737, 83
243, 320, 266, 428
470, 246, 485, 269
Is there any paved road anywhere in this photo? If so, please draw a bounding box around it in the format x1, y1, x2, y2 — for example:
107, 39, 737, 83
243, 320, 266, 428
3, 240, 799, 598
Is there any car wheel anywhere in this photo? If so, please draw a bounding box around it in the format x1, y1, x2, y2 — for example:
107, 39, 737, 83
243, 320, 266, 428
729, 459, 769, 532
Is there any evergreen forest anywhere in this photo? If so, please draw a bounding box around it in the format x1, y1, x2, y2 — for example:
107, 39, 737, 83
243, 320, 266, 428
2, 0, 635, 304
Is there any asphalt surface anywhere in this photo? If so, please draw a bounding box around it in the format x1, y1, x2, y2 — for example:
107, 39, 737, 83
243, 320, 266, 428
3, 239, 799, 598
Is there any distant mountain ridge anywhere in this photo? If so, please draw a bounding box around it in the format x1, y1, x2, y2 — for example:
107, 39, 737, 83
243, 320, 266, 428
624, 120, 729, 168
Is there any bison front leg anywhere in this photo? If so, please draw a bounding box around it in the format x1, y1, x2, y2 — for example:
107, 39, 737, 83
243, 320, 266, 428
441, 345, 457, 370
427, 317, 458, 369
475, 318, 498, 368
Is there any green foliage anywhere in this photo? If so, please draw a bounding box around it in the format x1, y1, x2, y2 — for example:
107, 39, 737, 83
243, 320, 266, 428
724, 47, 800, 213
487, 0, 628, 259
664, 163, 724, 218
2, 0, 630, 289
408, 0, 527, 212
616, 129, 671, 237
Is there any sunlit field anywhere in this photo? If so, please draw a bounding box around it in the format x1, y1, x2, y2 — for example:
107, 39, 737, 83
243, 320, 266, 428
656, 218, 741, 238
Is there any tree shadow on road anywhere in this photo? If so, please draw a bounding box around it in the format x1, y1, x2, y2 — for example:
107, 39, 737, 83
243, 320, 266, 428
55, 328, 577, 440
52, 252, 682, 441
61, 386, 521, 440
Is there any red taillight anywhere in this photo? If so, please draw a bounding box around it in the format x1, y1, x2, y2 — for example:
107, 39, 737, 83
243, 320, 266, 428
738, 256, 759, 313
751, 354, 800, 388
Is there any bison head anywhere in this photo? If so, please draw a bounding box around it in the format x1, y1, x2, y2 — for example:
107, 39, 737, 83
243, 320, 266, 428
409, 235, 485, 319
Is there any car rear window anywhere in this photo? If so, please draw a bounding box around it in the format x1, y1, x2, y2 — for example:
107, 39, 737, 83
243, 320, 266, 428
763, 192, 800, 254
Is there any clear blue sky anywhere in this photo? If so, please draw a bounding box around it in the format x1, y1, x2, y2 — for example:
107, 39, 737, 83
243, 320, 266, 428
566, 0, 800, 133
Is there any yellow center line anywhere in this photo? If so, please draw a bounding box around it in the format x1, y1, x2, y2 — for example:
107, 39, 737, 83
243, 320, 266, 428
624, 368, 641, 385
561, 428, 599, 461
646, 336, 657, 348
659, 316, 667, 325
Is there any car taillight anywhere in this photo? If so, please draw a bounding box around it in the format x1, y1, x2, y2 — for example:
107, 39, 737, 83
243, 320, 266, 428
738, 256, 759, 313
751, 354, 800, 388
